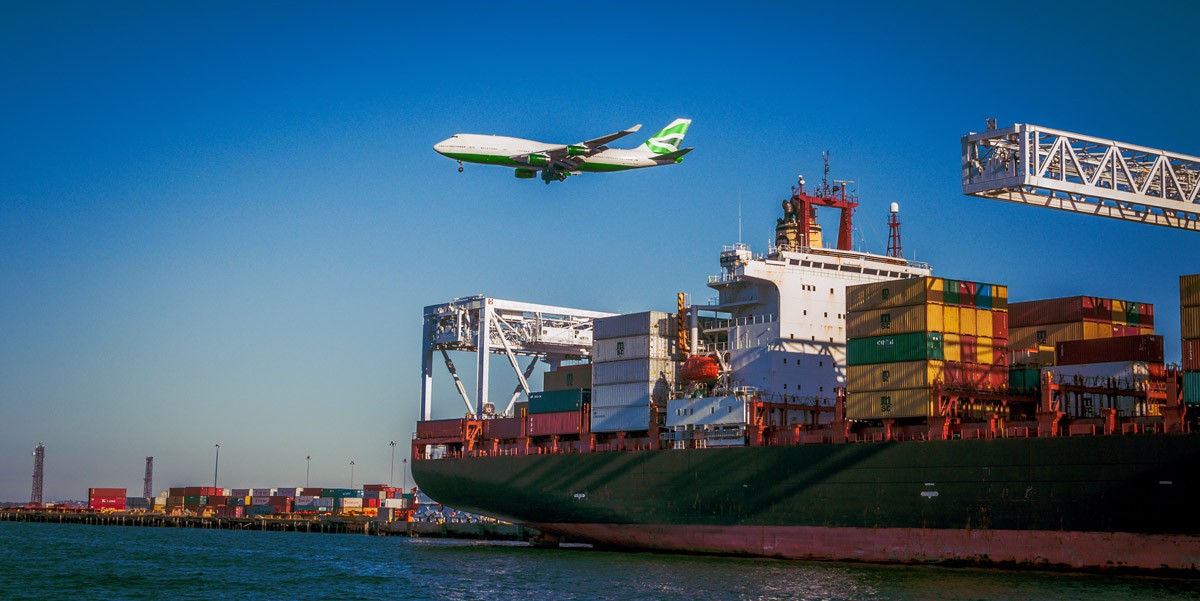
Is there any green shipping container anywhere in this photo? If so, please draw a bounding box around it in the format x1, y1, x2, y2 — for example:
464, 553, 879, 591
847, 332, 944, 366
1008, 367, 1041, 392
943, 279, 960, 305
528, 389, 590, 414
1184, 372, 1200, 405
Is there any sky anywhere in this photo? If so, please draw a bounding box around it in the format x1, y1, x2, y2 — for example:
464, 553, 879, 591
2, 2, 1197, 501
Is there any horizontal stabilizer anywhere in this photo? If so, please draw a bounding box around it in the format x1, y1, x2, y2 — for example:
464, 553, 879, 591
654, 147, 694, 163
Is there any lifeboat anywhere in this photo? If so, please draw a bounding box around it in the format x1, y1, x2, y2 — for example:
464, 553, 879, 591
681, 354, 720, 382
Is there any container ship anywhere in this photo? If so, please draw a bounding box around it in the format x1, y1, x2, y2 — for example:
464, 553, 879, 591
411, 164, 1200, 572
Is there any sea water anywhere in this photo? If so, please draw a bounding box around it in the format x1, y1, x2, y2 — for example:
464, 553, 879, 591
1, 522, 1197, 600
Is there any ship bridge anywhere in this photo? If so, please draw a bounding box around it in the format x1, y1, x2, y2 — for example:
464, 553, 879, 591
962, 121, 1200, 230
421, 295, 614, 420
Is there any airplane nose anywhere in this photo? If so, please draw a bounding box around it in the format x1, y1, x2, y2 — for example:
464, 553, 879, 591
433, 140, 449, 155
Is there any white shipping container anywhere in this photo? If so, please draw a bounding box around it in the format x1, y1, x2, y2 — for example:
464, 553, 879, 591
594, 311, 674, 340
382, 498, 409, 509
221, 488, 232, 496
340, 498, 363, 508
593, 358, 676, 385
251, 496, 270, 506
666, 395, 749, 428
591, 403, 653, 433
593, 335, 673, 363
251, 488, 274, 497
593, 382, 654, 408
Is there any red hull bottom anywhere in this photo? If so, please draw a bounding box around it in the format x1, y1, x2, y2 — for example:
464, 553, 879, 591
530, 523, 1200, 572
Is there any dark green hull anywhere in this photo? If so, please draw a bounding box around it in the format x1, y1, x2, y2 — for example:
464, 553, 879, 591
413, 433, 1200, 570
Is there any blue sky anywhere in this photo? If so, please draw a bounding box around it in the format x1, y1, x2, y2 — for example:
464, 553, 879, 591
2, 2, 1197, 501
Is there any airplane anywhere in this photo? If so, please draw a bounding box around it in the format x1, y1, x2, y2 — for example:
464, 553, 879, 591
433, 119, 693, 183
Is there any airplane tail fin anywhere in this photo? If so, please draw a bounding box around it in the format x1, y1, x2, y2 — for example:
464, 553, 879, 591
634, 118, 691, 155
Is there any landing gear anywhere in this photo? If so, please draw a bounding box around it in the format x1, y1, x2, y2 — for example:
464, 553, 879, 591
457, 161, 463, 173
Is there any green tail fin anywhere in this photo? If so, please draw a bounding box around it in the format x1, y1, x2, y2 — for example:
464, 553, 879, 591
641, 118, 691, 154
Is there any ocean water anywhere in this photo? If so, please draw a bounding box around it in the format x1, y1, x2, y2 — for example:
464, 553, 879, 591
1, 522, 1197, 600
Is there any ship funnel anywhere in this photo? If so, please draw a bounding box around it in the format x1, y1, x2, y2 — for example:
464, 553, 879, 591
890, 202, 900, 214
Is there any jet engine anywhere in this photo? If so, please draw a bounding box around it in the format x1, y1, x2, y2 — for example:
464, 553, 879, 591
514, 169, 537, 179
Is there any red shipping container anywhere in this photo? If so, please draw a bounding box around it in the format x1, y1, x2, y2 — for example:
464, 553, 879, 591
88, 488, 126, 499
992, 310, 1009, 340
1010, 296, 1112, 327
1142, 303, 1155, 327
363, 484, 387, 492
301, 487, 324, 496
416, 418, 466, 439
365, 498, 381, 508
483, 416, 525, 440
88, 497, 126, 510
208, 495, 229, 506
958, 281, 977, 307
1185, 339, 1200, 371
199, 487, 221, 496
215, 506, 244, 518
169, 487, 188, 497
527, 410, 584, 436
183, 487, 203, 496
1112, 324, 1140, 337
961, 335, 978, 364
1055, 335, 1164, 366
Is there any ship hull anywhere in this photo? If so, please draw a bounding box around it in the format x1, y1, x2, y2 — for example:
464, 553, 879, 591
413, 433, 1200, 571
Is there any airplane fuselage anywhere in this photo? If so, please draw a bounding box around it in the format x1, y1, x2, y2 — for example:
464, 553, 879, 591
434, 134, 667, 173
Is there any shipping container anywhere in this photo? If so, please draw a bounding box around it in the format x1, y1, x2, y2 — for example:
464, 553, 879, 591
1185, 339, 1200, 372
1056, 335, 1164, 366
958, 280, 977, 308
593, 335, 673, 362
250, 488, 274, 497
337, 498, 363, 508
215, 506, 243, 518
1185, 371, 1200, 405
846, 332, 944, 366
528, 389, 589, 414
1182, 274, 1200, 308
482, 416, 526, 439
847, 277, 944, 312
665, 395, 748, 428
415, 418, 466, 440
1009, 367, 1042, 392
543, 364, 592, 391
958, 307, 977, 336
527, 410, 586, 436
592, 357, 676, 385
944, 363, 1008, 389
846, 387, 933, 420
301, 487, 324, 497
169, 488, 188, 497
992, 310, 1009, 340
592, 381, 660, 408
244, 506, 275, 516
1184, 306, 1200, 340
230, 488, 250, 497
251, 496, 270, 506
944, 333, 962, 363
1009, 323, 1086, 350
1010, 296, 1114, 327
961, 335, 978, 364
593, 311, 674, 340
275, 488, 300, 497
88, 488, 126, 499
590, 403, 654, 433
208, 495, 229, 506
846, 304, 943, 339
976, 310, 994, 341
848, 360, 944, 392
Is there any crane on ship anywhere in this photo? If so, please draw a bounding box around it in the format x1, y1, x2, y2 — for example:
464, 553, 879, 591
962, 119, 1200, 231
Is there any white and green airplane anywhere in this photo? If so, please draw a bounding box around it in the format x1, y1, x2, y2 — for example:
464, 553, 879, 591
433, 119, 692, 183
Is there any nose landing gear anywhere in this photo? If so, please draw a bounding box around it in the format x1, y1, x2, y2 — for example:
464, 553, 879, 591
457, 160, 464, 173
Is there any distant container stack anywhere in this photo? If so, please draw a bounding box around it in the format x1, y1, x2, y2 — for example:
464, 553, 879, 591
87, 488, 126, 511
845, 277, 1009, 420
590, 311, 677, 433
1183, 274, 1200, 405
1008, 296, 1155, 350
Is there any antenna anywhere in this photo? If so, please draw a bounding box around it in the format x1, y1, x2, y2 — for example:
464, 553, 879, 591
738, 190, 743, 244
31, 442, 45, 507
887, 203, 903, 258
143, 456, 154, 499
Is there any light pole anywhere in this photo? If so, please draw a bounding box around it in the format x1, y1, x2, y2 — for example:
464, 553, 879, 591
349, 460, 355, 489
213, 444, 220, 488
402, 458, 408, 492
389, 441, 398, 487
306, 455, 311, 488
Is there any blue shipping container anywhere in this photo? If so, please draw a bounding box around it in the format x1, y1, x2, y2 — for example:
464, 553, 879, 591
1185, 371, 1200, 405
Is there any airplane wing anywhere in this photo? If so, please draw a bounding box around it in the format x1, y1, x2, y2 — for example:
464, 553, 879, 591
575, 124, 642, 151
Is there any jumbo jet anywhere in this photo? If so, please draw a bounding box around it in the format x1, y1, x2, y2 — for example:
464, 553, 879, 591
433, 119, 692, 183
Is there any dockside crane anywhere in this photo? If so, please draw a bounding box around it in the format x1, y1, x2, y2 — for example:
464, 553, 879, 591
962, 120, 1200, 230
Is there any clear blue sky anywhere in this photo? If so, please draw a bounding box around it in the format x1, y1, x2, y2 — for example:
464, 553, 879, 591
2, 2, 1197, 501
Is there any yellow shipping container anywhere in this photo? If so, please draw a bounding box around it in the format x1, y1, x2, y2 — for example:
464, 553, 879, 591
846, 303, 944, 339
977, 336, 994, 365
993, 285, 1010, 312
1182, 274, 1200, 308
1083, 320, 1112, 339
1009, 322, 1085, 350
1111, 300, 1127, 326
1184, 306, 1200, 339
959, 307, 977, 336
847, 387, 933, 420
944, 333, 962, 363
1139, 326, 1155, 336
943, 305, 960, 334
976, 310, 994, 339
847, 277, 945, 313
847, 360, 945, 392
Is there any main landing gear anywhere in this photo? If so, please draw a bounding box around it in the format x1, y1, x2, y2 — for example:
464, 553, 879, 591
457, 160, 464, 173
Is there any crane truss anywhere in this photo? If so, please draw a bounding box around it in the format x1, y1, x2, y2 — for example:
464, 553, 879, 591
420, 295, 613, 420
962, 123, 1200, 230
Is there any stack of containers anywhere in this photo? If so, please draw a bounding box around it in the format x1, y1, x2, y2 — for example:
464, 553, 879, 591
845, 277, 1009, 420
1182, 274, 1200, 404
87, 488, 126, 510
590, 311, 676, 433
1009, 296, 1155, 350
527, 388, 589, 437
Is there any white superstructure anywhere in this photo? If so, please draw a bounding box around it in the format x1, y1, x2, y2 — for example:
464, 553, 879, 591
708, 243, 931, 403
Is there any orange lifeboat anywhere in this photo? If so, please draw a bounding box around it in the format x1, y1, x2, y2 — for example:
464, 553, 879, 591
681, 355, 720, 382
